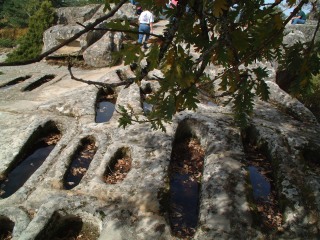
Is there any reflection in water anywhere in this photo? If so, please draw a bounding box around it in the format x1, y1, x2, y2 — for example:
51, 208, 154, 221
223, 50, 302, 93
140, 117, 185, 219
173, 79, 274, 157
63, 138, 97, 190
142, 101, 153, 115
0, 124, 60, 199
242, 132, 283, 231
170, 173, 199, 236
95, 101, 115, 123
140, 88, 153, 115
248, 166, 271, 202
207, 101, 217, 107
169, 136, 204, 238
0, 144, 55, 198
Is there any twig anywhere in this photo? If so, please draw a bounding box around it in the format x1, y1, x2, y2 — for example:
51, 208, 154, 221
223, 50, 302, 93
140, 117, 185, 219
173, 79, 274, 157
67, 62, 133, 88
0, 0, 128, 66
115, 108, 164, 124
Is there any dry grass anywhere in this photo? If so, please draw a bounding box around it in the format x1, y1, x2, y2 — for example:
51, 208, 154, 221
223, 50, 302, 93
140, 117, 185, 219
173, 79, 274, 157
0, 28, 28, 39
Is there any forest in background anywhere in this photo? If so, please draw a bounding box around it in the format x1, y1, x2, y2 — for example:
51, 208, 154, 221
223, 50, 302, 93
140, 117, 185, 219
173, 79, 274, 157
0, 0, 104, 28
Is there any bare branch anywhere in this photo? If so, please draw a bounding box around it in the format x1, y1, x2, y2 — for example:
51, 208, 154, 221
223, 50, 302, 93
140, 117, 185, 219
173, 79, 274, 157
67, 62, 133, 89
76, 22, 165, 40
0, 0, 128, 66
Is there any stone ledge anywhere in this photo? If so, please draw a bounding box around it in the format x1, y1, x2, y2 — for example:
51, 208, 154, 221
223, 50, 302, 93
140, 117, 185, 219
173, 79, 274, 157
285, 22, 320, 42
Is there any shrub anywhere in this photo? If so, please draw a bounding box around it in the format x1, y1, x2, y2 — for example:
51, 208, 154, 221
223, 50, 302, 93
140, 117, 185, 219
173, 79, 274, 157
0, 38, 16, 48
0, 28, 27, 48
5, 1, 55, 63
299, 74, 320, 122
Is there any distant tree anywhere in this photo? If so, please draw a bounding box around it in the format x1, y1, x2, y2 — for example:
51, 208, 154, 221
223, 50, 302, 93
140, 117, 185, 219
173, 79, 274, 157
0, 0, 105, 27
0, 1, 4, 27
277, 1, 320, 97
308, 0, 320, 20
6, 1, 55, 62
0, 0, 3, 13
0, 0, 30, 28
25, 0, 42, 17
56, 0, 105, 7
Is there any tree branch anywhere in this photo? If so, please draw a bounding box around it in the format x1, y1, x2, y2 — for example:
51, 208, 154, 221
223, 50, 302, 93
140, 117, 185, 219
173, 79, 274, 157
158, 0, 188, 62
196, 0, 309, 89
0, 0, 128, 66
67, 62, 133, 89
76, 22, 165, 40
305, 14, 320, 58
115, 108, 165, 124
269, 0, 283, 9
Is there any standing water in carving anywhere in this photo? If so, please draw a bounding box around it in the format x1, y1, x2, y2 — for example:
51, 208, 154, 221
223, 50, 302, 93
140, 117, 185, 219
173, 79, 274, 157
0, 123, 60, 198
169, 136, 204, 238
63, 137, 97, 190
95, 89, 117, 123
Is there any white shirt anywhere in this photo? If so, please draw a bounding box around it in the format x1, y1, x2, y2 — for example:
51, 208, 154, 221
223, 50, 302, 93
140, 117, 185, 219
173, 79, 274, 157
139, 10, 154, 24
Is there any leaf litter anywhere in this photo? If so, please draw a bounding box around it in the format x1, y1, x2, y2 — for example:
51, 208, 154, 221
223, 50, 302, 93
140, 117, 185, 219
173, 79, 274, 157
244, 142, 283, 233
104, 156, 132, 184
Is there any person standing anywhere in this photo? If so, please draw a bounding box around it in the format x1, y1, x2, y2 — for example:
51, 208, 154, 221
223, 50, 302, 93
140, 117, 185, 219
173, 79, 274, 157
138, 9, 154, 49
